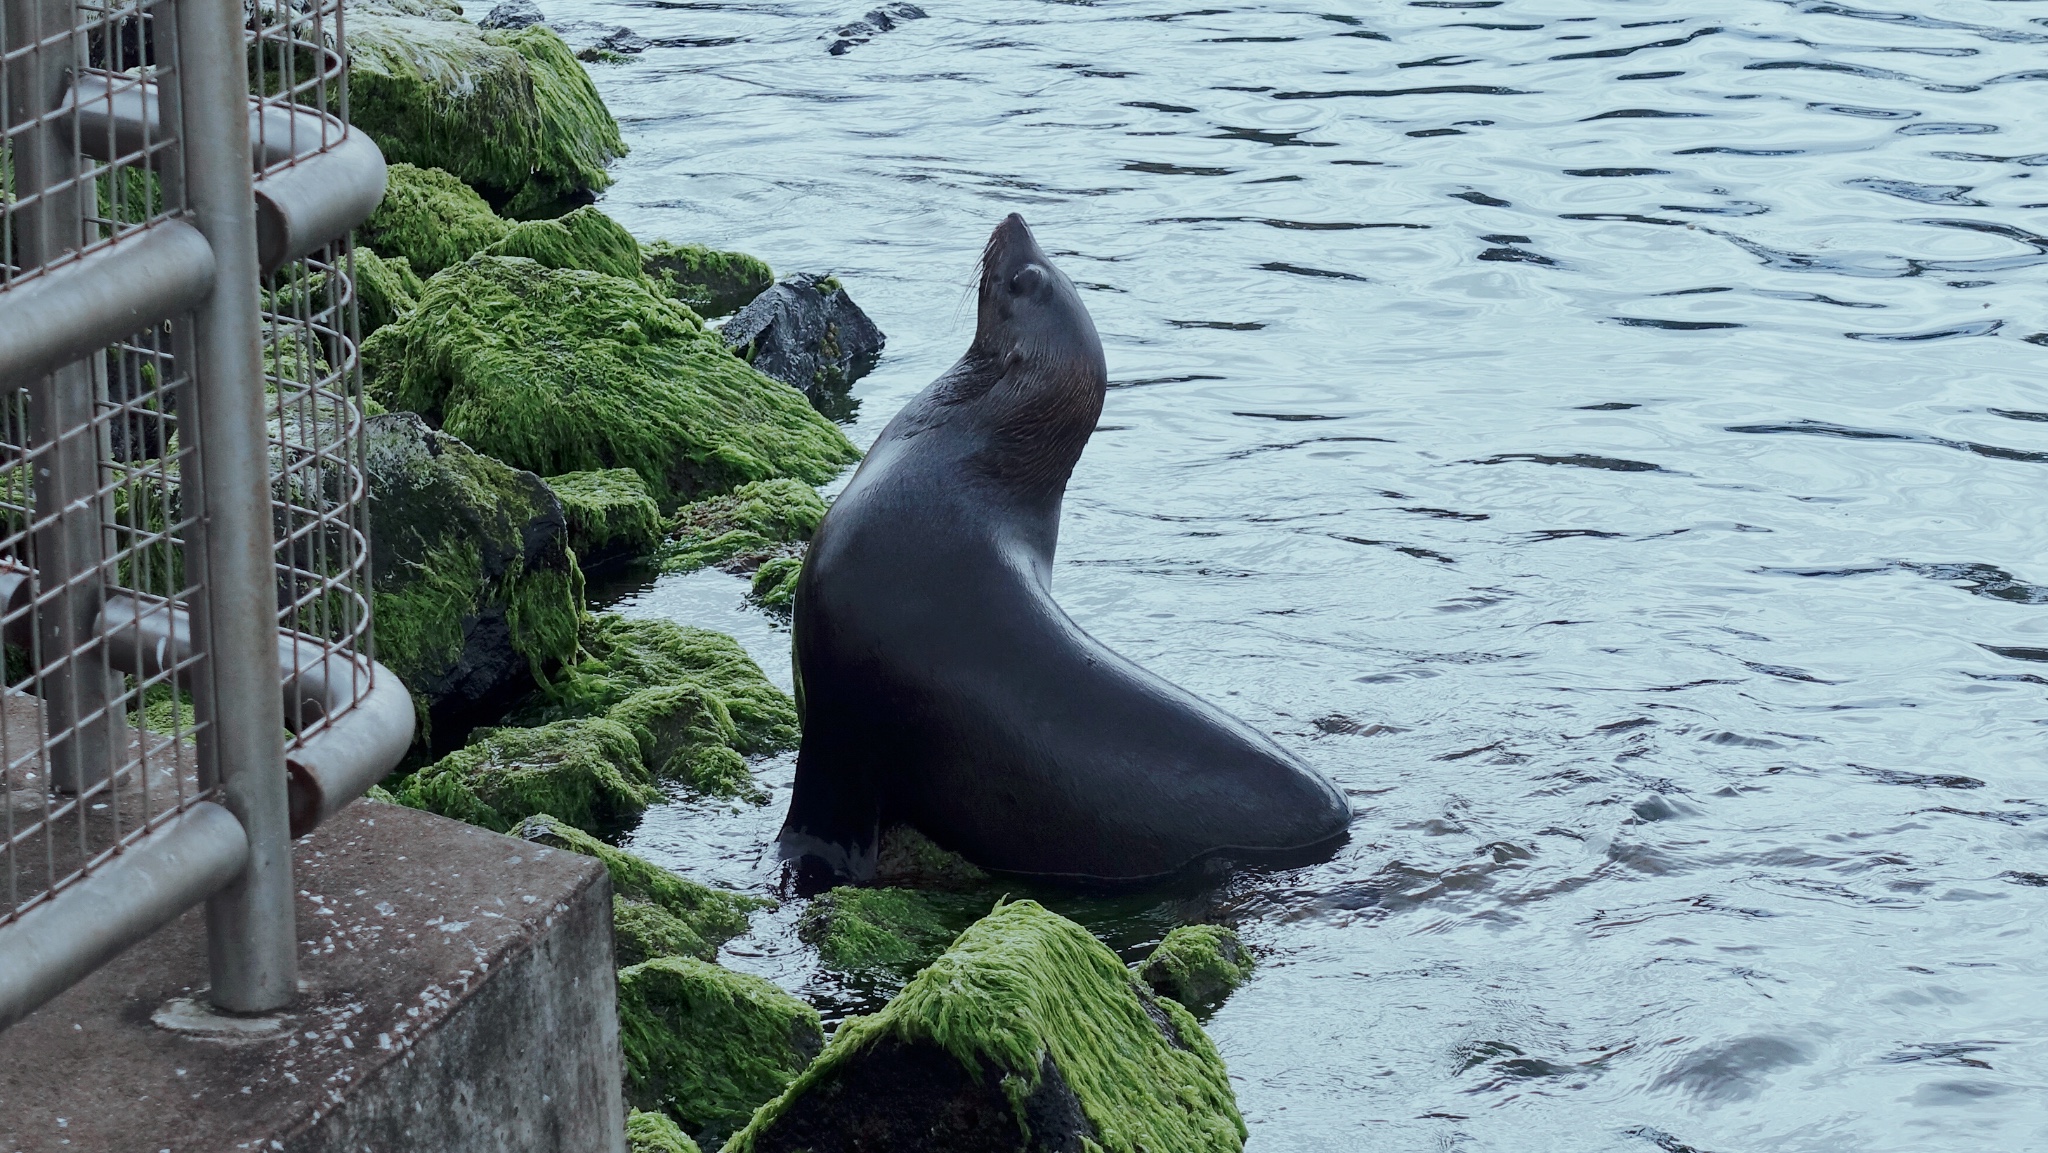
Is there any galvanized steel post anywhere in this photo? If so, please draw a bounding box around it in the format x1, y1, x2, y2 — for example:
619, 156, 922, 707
176, 0, 298, 1012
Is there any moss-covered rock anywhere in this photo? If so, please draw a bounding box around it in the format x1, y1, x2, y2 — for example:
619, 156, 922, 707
547, 468, 663, 567
486, 205, 647, 282
627, 1108, 701, 1153
517, 813, 766, 959
747, 556, 801, 617
539, 613, 798, 756
1136, 925, 1254, 1011
357, 163, 512, 278
727, 901, 1246, 1153
606, 686, 765, 802
345, 1, 625, 217
352, 246, 424, 334
643, 240, 773, 318
362, 256, 860, 508
797, 887, 982, 981
661, 478, 827, 574
618, 956, 825, 1147
397, 717, 657, 837
873, 824, 991, 892
365, 413, 583, 725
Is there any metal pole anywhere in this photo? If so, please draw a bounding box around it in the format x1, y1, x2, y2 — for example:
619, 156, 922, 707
175, 0, 296, 1012
5, 0, 122, 796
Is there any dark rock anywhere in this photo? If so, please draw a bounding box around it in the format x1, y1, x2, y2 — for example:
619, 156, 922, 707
477, 0, 542, 29
826, 2, 925, 54
722, 274, 885, 416
363, 412, 582, 742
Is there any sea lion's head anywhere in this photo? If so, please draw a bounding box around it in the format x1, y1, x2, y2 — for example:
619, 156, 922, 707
972, 213, 1107, 395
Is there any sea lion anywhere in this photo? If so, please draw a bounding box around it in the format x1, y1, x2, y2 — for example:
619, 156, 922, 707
777, 213, 1350, 885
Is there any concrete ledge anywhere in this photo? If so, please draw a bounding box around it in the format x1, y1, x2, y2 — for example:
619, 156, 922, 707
0, 802, 627, 1153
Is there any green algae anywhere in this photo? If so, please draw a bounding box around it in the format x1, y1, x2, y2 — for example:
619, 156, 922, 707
661, 479, 827, 573
365, 414, 585, 702
539, 613, 798, 756
547, 468, 664, 564
617, 956, 824, 1145
352, 246, 425, 334
873, 824, 992, 892
396, 717, 658, 837
642, 241, 773, 318
487, 205, 649, 283
746, 557, 801, 616
517, 813, 766, 954
357, 163, 511, 277
606, 686, 766, 802
628, 1108, 702, 1153
728, 900, 1246, 1153
615, 898, 717, 967
1136, 925, 1255, 1011
797, 887, 982, 980
361, 256, 860, 509
345, 5, 624, 214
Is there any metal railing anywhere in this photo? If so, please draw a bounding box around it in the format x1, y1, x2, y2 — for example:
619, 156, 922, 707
0, 0, 409, 1030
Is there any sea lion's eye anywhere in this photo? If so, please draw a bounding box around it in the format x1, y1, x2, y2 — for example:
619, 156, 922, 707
1008, 265, 1047, 297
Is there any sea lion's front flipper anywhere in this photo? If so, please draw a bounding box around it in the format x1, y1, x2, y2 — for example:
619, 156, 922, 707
776, 747, 881, 887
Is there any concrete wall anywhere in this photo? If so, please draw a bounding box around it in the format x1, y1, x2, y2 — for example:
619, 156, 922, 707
0, 803, 628, 1153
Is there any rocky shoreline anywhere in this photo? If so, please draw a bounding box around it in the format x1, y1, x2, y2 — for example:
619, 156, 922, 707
342, 3, 1256, 1147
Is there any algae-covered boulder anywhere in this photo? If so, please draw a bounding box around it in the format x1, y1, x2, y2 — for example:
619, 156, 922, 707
345, 0, 625, 217
873, 824, 991, 891
547, 468, 663, 567
723, 273, 885, 416
627, 1109, 701, 1153
747, 556, 801, 617
365, 412, 582, 721
797, 887, 980, 981
357, 163, 512, 277
398, 717, 657, 836
661, 478, 826, 574
728, 900, 1245, 1153
486, 205, 646, 282
363, 256, 860, 508
643, 240, 773, 318
518, 814, 766, 961
352, 246, 424, 334
607, 686, 764, 801
618, 956, 825, 1146
541, 612, 799, 755
1137, 925, 1254, 1011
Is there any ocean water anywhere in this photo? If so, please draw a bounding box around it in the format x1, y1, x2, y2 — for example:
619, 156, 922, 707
541, 0, 2048, 1147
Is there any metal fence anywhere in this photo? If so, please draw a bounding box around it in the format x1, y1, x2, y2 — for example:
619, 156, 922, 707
0, 0, 410, 1031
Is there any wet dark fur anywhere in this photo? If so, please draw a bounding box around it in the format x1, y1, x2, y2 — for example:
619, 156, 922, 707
778, 214, 1351, 884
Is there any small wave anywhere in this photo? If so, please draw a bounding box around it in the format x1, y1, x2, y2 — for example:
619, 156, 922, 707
1468, 452, 1670, 472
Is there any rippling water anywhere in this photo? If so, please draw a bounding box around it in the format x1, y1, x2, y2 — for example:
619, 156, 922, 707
543, 0, 2048, 1147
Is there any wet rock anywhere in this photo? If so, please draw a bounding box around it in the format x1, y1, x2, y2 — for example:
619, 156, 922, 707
363, 412, 582, 730
1135, 925, 1254, 1011
518, 813, 766, 962
727, 900, 1245, 1153
643, 240, 774, 318
476, 0, 541, 28
797, 887, 980, 981
547, 468, 664, 568
396, 716, 658, 837
345, 0, 624, 217
618, 956, 825, 1148
662, 478, 826, 574
363, 256, 860, 508
571, 24, 651, 59
627, 1109, 701, 1153
873, 824, 991, 891
826, 2, 925, 55
723, 273, 885, 415
358, 163, 511, 277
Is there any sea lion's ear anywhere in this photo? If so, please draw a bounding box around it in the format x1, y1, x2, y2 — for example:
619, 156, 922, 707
1008, 264, 1047, 297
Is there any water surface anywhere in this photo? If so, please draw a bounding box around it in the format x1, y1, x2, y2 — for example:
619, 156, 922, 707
550, 1, 2048, 1147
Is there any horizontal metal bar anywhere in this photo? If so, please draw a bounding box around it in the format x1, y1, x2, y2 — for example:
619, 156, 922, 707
0, 221, 216, 387
98, 593, 415, 837
0, 801, 249, 1033
63, 70, 388, 274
